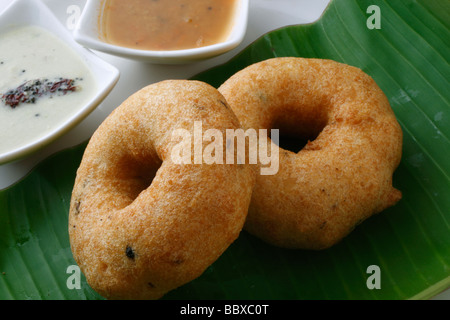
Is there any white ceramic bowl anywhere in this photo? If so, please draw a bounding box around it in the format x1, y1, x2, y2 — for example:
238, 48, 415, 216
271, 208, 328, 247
74, 0, 249, 64
0, 0, 119, 165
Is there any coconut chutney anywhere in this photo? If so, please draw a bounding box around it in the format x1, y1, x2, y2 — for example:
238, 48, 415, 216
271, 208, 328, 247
0, 25, 96, 156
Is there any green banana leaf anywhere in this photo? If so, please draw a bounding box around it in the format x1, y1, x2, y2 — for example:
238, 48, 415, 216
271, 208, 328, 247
1, 0, 449, 300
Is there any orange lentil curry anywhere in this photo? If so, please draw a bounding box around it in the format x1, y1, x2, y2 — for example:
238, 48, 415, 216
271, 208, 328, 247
101, 0, 237, 51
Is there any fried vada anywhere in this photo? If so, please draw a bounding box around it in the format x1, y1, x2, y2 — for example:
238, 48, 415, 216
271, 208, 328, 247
69, 80, 256, 299
219, 57, 403, 250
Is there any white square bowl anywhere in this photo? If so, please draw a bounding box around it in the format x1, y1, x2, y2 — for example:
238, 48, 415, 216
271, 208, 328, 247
0, 0, 119, 164
74, 0, 249, 64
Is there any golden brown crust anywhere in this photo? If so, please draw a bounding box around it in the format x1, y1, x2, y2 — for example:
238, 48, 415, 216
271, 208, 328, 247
69, 80, 256, 299
219, 57, 403, 249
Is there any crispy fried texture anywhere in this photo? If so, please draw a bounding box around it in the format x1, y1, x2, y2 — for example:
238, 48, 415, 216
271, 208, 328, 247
219, 57, 403, 250
69, 80, 256, 299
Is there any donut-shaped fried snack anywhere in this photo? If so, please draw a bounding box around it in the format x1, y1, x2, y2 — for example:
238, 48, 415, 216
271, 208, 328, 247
69, 80, 256, 299
219, 57, 402, 250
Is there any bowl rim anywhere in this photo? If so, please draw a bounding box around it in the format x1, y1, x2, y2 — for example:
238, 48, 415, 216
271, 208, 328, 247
0, 0, 120, 164
74, 0, 249, 62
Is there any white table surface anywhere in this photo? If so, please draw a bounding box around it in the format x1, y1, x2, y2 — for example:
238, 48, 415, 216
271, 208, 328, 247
0, 0, 448, 300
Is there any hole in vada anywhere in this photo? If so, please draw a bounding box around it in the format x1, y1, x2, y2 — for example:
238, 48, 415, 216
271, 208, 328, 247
129, 163, 161, 201
274, 133, 311, 153
271, 106, 328, 153
115, 154, 162, 205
